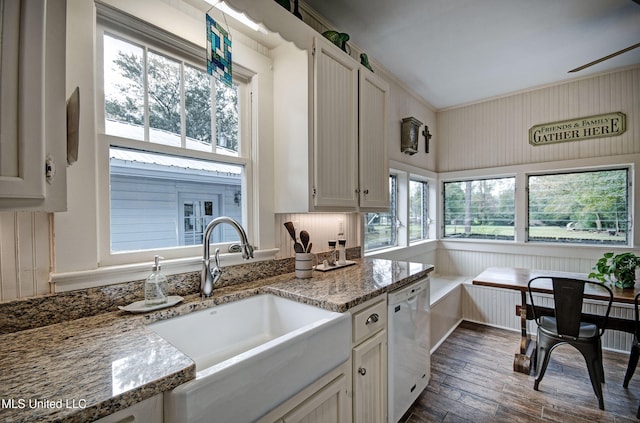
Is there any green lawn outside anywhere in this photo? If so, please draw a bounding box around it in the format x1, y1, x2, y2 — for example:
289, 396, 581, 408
445, 225, 626, 242
366, 224, 626, 249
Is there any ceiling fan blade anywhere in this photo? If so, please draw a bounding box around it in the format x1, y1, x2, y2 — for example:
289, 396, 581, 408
568, 42, 640, 73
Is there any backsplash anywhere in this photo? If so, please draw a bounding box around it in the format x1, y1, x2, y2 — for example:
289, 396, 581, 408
0, 212, 51, 301
275, 213, 360, 257
0, 211, 360, 302
0, 247, 361, 334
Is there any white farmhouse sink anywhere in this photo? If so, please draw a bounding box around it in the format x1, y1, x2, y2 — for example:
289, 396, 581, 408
149, 294, 351, 423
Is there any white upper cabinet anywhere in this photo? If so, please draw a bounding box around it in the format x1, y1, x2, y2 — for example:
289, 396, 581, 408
312, 38, 359, 209
272, 36, 389, 213
313, 41, 390, 212
358, 70, 389, 210
227, 0, 390, 212
0, 0, 67, 211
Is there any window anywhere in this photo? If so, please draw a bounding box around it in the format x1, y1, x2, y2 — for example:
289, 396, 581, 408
409, 179, 428, 242
364, 175, 398, 251
527, 169, 629, 245
109, 147, 244, 252
443, 177, 515, 240
103, 33, 241, 155
100, 27, 250, 256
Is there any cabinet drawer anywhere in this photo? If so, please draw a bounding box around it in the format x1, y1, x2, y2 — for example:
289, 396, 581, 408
352, 300, 387, 344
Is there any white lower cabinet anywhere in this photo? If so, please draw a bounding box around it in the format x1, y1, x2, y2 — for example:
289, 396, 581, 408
281, 373, 350, 423
350, 296, 388, 423
259, 361, 352, 423
94, 394, 162, 423
352, 330, 387, 423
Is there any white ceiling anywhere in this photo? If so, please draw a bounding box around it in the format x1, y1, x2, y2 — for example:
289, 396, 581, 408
301, 0, 640, 110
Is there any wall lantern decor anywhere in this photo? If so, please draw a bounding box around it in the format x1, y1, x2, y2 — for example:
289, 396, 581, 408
401, 117, 423, 155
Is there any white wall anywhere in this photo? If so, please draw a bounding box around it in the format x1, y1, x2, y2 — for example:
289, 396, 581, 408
438, 67, 640, 172
433, 66, 640, 276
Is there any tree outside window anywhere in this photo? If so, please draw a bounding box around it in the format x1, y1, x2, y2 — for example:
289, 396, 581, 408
364, 175, 398, 251
528, 169, 628, 244
103, 33, 239, 154
409, 180, 428, 241
443, 177, 515, 240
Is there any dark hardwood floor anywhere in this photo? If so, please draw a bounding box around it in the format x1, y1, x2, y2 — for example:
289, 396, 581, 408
402, 321, 640, 422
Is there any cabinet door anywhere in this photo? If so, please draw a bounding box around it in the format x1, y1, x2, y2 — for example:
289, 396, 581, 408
0, 0, 66, 211
283, 374, 349, 423
313, 37, 359, 209
358, 70, 389, 211
353, 329, 387, 423
0, 0, 46, 200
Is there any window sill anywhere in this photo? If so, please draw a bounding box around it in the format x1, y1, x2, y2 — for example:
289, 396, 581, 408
51, 248, 279, 292
364, 239, 437, 258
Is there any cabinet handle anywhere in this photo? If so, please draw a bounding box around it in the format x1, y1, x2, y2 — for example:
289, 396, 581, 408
365, 313, 379, 325
358, 367, 366, 376
363, 189, 369, 195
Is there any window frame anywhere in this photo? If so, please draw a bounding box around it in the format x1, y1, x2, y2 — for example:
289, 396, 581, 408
364, 163, 437, 255
525, 167, 631, 246
409, 178, 429, 243
364, 174, 399, 252
441, 175, 516, 242
439, 162, 634, 247
96, 19, 253, 267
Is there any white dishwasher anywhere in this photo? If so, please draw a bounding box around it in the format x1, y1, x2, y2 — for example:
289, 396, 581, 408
387, 277, 430, 423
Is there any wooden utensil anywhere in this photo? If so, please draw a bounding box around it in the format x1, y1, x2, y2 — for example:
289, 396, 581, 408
284, 221, 297, 242
300, 230, 310, 253
306, 242, 312, 253
285, 222, 305, 253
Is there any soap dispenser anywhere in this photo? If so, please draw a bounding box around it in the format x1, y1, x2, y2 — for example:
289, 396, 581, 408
145, 255, 168, 306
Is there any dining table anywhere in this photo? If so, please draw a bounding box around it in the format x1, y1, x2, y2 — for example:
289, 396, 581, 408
472, 266, 640, 374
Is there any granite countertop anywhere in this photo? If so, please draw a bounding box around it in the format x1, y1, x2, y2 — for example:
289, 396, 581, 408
0, 257, 433, 422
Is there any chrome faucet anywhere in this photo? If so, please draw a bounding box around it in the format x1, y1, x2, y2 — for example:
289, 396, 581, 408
201, 216, 254, 298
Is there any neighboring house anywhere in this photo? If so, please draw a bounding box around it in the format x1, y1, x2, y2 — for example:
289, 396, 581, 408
108, 121, 243, 252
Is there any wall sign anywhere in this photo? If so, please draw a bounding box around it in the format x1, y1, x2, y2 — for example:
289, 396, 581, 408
529, 112, 626, 146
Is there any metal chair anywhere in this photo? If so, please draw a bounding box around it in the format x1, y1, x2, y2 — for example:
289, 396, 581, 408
528, 276, 613, 411
622, 292, 640, 418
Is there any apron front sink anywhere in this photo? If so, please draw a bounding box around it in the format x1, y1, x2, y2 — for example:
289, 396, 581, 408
148, 294, 351, 423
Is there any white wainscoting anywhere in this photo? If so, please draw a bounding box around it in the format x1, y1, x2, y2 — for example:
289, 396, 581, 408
462, 283, 522, 331
436, 242, 601, 278
0, 212, 51, 301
